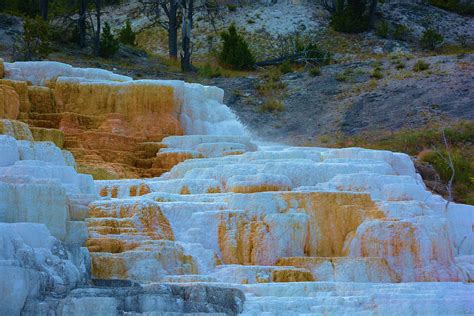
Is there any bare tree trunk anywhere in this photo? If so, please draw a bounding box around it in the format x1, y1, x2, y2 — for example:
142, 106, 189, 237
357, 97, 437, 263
79, 0, 87, 48
168, 1, 178, 59
40, 0, 49, 21
180, 0, 193, 72
94, 0, 102, 56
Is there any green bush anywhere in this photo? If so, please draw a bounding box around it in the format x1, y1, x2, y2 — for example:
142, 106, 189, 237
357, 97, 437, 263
309, 66, 322, 76
393, 24, 411, 41
279, 61, 293, 74
370, 69, 384, 79
118, 19, 136, 46
99, 22, 119, 58
421, 150, 473, 192
375, 21, 390, 38
198, 63, 222, 78
413, 60, 430, 72
330, 11, 369, 33
15, 17, 51, 60
227, 4, 237, 12
219, 24, 255, 70
420, 29, 444, 51
258, 98, 285, 113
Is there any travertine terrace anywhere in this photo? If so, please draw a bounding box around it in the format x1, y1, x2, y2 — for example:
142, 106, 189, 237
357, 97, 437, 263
0, 60, 473, 315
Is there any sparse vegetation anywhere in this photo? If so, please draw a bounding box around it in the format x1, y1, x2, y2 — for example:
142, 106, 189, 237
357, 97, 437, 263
375, 21, 389, 38
393, 24, 411, 41
309, 66, 322, 76
198, 63, 222, 78
279, 61, 293, 74
420, 29, 444, 51
413, 60, 430, 72
259, 98, 285, 113
371, 68, 384, 79
227, 4, 237, 12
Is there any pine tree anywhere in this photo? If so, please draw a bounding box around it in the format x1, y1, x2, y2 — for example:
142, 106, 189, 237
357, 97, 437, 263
118, 19, 136, 46
99, 22, 119, 58
219, 24, 255, 70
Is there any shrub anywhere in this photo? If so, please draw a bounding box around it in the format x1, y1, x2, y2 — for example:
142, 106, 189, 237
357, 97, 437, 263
309, 66, 322, 76
375, 21, 389, 38
118, 19, 136, 46
330, 10, 369, 34
99, 22, 119, 58
393, 24, 411, 41
15, 17, 50, 60
258, 98, 285, 113
420, 29, 444, 51
413, 60, 430, 72
395, 61, 405, 70
198, 63, 222, 78
279, 61, 293, 74
219, 24, 255, 70
336, 72, 349, 82
227, 4, 237, 12
370, 69, 384, 79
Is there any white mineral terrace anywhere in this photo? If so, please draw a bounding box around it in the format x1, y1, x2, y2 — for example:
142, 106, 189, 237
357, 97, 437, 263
0, 61, 473, 315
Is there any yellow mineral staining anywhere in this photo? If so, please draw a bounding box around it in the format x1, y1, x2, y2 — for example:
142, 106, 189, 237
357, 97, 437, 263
138, 183, 151, 196
154, 152, 202, 172
30, 127, 64, 148
111, 186, 119, 198
231, 184, 291, 194
129, 186, 138, 197
276, 256, 399, 282
218, 212, 270, 265
0, 79, 31, 114
87, 201, 175, 242
86, 238, 127, 253
0, 84, 20, 119
91, 254, 128, 279
100, 187, 109, 197
28, 86, 56, 113
280, 192, 385, 257
138, 205, 175, 240
54, 81, 176, 117
87, 218, 137, 235
271, 269, 315, 282
180, 186, 190, 195
207, 187, 221, 194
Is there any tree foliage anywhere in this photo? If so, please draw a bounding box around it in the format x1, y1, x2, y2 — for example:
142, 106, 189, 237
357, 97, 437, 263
118, 19, 136, 46
14, 17, 51, 60
99, 22, 119, 58
219, 24, 255, 70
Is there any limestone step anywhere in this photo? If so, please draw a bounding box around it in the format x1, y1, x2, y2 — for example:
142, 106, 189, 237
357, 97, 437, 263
210, 265, 314, 284
240, 282, 474, 315
276, 257, 398, 283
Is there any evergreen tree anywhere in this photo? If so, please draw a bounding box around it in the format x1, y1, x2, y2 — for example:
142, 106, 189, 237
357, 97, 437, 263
118, 19, 136, 46
99, 22, 119, 58
219, 24, 255, 70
